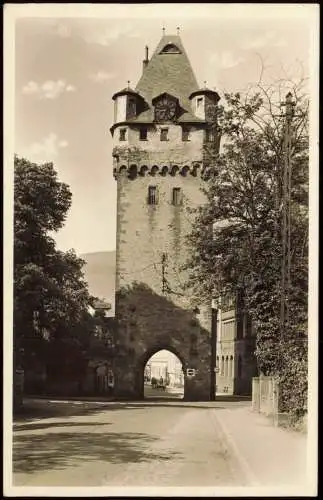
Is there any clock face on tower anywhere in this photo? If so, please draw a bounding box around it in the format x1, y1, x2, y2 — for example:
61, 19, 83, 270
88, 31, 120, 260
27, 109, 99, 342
154, 95, 178, 122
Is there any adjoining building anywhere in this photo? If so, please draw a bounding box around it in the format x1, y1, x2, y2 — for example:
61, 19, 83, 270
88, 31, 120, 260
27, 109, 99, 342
215, 293, 257, 395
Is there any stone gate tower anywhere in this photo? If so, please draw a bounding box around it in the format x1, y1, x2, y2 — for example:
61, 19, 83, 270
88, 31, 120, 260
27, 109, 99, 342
110, 33, 221, 400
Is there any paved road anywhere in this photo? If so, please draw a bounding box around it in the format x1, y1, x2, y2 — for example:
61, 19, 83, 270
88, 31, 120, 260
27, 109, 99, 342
144, 384, 184, 399
13, 398, 249, 487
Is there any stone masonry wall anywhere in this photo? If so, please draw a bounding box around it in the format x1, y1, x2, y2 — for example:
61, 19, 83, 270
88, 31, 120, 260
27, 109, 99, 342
113, 124, 213, 400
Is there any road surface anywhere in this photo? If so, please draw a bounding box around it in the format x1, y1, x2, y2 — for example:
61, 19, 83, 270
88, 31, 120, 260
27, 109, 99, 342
12, 398, 248, 487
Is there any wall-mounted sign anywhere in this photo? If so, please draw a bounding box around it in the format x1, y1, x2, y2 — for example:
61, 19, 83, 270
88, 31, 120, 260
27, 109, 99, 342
186, 368, 196, 378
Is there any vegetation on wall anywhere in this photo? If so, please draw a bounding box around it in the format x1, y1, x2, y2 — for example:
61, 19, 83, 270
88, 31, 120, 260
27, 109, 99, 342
185, 77, 309, 420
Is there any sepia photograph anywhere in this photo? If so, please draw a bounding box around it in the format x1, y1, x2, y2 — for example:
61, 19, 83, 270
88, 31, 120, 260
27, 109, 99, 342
3, 3, 318, 496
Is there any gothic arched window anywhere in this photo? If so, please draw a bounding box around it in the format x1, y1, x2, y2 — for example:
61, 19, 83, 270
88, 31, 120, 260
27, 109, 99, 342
221, 356, 224, 376
225, 356, 229, 377
229, 355, 234, 378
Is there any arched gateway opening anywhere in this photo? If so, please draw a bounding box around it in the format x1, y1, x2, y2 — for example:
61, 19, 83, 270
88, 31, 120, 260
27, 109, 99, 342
144, 349, 184, 400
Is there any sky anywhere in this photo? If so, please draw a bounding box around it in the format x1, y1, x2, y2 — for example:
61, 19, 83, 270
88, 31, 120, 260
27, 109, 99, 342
13, 4, 317, 256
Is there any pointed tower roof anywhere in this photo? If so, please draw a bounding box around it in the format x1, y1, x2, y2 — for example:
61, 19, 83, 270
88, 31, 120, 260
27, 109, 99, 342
132, 35, 203, 123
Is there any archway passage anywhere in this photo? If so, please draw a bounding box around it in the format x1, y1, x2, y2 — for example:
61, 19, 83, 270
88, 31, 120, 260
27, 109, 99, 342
144, 350, 184, 400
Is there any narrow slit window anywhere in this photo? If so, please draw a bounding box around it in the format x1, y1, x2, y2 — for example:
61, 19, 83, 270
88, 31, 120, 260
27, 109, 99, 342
107, 371, 114, 387
229, 356, 234, 377
128, 98, 136, 117
160, 128, 168, 141
172, 187, 182, 206
221, 356, 225, 376
196, 97, 203, 109
205, 129, 214, 142
139, 127, 148, 140
224, 356, 229, 377
182, 127, 190, 141
119, 128, 127, 141
148, 186, 158, 205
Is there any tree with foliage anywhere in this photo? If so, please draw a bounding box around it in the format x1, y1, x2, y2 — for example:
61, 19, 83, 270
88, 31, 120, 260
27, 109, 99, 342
14, 156, 96, 393
185, 77, 309, 420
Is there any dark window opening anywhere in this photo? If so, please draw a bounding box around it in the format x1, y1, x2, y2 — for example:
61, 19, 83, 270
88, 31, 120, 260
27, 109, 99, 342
160, 128, 168, 141
197, 97, 203, 108
159, 43, 182, 54
182, 127, 190, 141
172, 187, 182, 206
148, 186, 158, 205
119, 128, 126, 141
139, 127, 148, 140
128, 98, 136, 117
205, 129, 214, 142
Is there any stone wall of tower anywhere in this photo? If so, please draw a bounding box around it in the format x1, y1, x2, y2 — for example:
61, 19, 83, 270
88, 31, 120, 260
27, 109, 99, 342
112, 124, 213, 400
116, 171, 205, 295
113, 124, 206, 295
113, 124, 205, 166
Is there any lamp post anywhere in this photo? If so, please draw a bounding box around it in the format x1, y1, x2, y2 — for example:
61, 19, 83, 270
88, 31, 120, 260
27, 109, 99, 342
280, 92, 296, 336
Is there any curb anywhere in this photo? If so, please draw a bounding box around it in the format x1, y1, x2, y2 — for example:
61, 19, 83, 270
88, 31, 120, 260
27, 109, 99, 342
212, 409, 260, 487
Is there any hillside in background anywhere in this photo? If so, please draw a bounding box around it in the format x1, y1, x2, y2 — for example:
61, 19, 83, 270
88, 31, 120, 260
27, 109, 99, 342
81, 251, 116, 315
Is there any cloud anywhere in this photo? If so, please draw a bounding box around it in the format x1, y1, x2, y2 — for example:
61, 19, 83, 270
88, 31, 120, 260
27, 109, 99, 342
58, 139, 69, 148
89, 71, 116, 83
19, 133, 69, 164
54, 22, 72, 38
209, 51, 245, 69
22, 80, 76, 99
83, 23, 141, 46
241, 31, 287, 50
66, 84, 76, 92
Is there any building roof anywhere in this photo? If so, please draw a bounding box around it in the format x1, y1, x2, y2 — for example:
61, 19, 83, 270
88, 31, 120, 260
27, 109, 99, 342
112, 87, 143, 101
132, 35, 204, 124
189, 88, 220, 101
92, 299, 112, 311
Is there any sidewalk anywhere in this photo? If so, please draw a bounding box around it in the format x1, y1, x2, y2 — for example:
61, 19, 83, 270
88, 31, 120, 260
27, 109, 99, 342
213, 404, 312, 490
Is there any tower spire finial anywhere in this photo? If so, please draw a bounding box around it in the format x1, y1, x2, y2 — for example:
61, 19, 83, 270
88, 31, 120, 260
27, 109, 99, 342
127, 80, 130, 89
162, 26, 166, 36
204, 80, 207, 89
176, 26, 180, 36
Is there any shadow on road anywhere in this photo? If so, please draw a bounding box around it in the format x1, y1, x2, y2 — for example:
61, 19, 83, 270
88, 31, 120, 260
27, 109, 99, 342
215, 395, 252, 402
13, 421, 112, 432
13, 401, 145, 423
12, 397, 251, 478
129, 402, 226, 409
14, 396, 251, 424
13, 430, 181, 474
